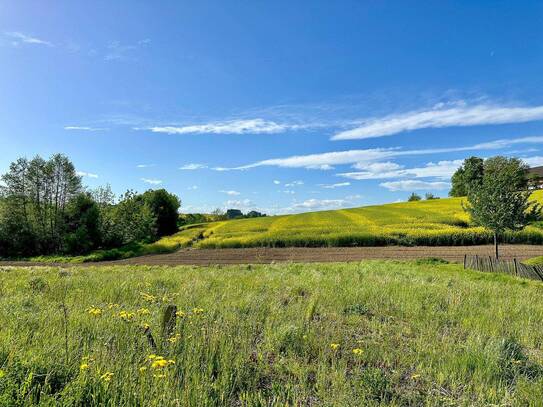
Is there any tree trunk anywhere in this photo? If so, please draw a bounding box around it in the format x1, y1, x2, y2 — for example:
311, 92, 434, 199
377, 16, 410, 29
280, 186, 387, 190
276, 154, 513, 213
494, 232, 499, 259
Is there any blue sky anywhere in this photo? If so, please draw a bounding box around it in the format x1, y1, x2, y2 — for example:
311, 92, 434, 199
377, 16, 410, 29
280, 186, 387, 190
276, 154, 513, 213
2, 1, 543, 214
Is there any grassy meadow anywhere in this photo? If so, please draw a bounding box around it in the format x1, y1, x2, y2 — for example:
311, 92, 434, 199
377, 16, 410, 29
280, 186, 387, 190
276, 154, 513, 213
1, 261, 543, 405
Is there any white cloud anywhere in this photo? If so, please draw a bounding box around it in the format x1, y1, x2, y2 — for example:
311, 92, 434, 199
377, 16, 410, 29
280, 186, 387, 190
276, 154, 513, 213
5, 31, 53, 47
283, 190, 296, 194
352, 161, 403, 172
380, 180, 450, 191
137, 164, 155, 168
148, 119, 309, 135
291, 198, 348, 210
523, 156, 543, 167
187, 185, 199, 190
141, 178, 163, 185
223, 136, 543, 170
332, 104, 543, 140
225, 199, 254, 209
284, 180, 304, 187
319, 182, 351, 189
339, 160, 463, 181
64, 126, 107, 132
220, 190, 241, 196
77, 171, 98, 179
273, 180, 281, 185
104, 39, 150, 61
179, 163, 207, 170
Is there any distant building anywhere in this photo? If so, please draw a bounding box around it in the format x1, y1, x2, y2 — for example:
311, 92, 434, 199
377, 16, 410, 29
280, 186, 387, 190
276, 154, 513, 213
528, 166, 543, 189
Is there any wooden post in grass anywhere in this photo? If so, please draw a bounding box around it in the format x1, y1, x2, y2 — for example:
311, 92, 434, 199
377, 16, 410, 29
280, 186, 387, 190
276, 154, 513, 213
513, 258, 518, 276
463, 254, 467, 270
161, 304, 178, 339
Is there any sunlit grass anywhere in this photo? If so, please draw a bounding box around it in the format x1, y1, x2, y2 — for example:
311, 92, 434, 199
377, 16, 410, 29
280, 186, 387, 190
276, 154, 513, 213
1, 261, 542, 405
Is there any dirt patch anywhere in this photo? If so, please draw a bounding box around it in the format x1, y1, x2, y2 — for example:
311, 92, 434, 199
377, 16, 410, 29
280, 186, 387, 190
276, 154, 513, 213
3, 245, 543, 267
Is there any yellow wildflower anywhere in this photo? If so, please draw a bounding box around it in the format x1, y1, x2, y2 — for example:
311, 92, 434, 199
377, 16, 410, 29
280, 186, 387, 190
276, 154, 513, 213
140, 292, 157, 303
100, 372, 113, 382
118, 311, 135, 321
148, 354, 157, 360
153, 373, 166, 378
151, 359, 169, 369
139, 366, 147, 374
137, 308, 150, 315
192, 307, 204, 314
352, 348, 363, 356
87, 307, 102, 317
0, 369, 5, 378
80, 363, 90, 371
167, 334, 181, 344
330, 343, 340, 351
140, 322, 150, 330
411, 374, 421, 380
175, 310, 186, 318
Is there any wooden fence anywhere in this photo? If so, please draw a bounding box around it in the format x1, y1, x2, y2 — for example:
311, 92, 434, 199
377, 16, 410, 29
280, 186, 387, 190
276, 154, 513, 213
464, 255, 543, 282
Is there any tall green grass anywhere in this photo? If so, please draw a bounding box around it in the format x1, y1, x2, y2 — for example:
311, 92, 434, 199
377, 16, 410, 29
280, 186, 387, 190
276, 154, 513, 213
0, 261, 542, 405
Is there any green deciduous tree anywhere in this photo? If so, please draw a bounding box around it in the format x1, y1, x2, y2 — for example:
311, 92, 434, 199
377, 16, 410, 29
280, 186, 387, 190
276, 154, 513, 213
142, 189, 180, 237
450, 156, 484, 197
464, 156, 541, 258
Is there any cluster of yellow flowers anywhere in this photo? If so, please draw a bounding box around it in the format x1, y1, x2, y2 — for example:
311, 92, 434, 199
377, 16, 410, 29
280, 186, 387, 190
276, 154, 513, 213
137, 308, 151, 315
86, 306, 102, 317
140, 292, 157, 303
118, 310, 135, 322
192, 307, 204, 314
141, 355, 176, 378
330, 343, 340, 351
329, 344, 364, 356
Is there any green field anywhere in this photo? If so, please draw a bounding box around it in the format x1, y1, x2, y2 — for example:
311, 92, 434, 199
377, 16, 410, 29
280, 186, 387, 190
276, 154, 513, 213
173, 191, 543, 249
1, 261, 542, 405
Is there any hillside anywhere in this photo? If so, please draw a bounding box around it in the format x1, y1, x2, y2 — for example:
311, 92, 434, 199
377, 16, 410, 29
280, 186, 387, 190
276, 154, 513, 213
168, 191, 543, 249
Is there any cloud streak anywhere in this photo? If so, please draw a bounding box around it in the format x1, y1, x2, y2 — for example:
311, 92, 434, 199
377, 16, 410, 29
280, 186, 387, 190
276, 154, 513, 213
339, 160, 463, 181
332, 104, 543, 140
148, 119, 311, 135
64, 126, 108, 132
380, 180, 450, 191
141, 178, 162, 185
77, 171, 98, 179
220, 136, 543, 170
5, 31, 53, 47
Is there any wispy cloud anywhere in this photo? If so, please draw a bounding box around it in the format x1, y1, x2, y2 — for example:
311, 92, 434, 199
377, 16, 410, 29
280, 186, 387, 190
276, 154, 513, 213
380, 180, 450, 191
137, 164, 155, 168
179, 163, 208, 170
5, 31, 53, 47
187, 185, 199, 190
523, 156, 543, 167
291, 198, 348, 210
104, 39, 150, 61
284, 180, 304, 187
273, 180, 281, 185
220, 190, 241, 196
141, 178, 163, 185
224, 199, 254, 209
221, 136, 543, 170
319, 182, 351, 189
77, 171, 98, 179
148, 119, 311, 135
339, 160, 463, 181
332, 104, 543, 140
64, 126, 108, 132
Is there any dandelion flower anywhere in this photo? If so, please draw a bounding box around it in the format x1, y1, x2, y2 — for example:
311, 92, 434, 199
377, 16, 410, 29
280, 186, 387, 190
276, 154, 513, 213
192, 307, 204, 314
148, 354, 157, 360
137, 308, 150, 315
0, 369, 5, 378
151, 358, 169, 369
80, 363, 90, 371
411, 374, 421, 380
100, 372, 113, 382
87, 307, 102, 317
352, 348, 363, 356
175, 310, 186, 317
330, 343, 340, 351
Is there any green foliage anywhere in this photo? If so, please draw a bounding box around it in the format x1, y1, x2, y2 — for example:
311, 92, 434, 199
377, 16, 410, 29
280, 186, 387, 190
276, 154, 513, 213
1, 261, 543, 405
142, 189, 180, 237
64, 193, 101, 254
464, 157, 541, 256
450, 156, 484, 197
407, 192, 422, 202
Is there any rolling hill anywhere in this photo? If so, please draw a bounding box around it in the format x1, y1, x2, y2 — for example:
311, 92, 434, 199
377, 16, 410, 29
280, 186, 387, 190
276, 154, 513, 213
166, 190, 543, 249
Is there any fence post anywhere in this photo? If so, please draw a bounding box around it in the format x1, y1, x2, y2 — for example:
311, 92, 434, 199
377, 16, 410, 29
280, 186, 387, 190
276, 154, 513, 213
513, 258, 518, 276
463, 254, 467, 270
475, 255, 479, 271
488, 256, 493, 273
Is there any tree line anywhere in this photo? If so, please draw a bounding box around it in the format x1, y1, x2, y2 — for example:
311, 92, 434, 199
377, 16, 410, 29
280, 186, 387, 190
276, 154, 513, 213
0, 154, 180, 258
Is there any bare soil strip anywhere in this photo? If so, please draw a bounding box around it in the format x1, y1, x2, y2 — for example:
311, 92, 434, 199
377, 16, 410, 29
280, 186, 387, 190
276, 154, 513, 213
2, 245, 543, 267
